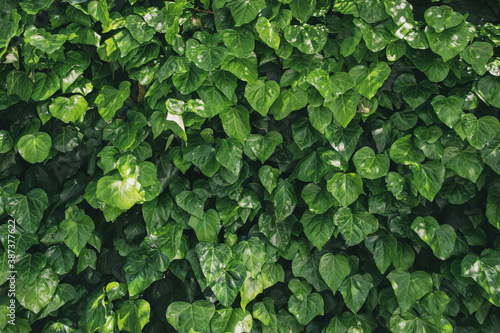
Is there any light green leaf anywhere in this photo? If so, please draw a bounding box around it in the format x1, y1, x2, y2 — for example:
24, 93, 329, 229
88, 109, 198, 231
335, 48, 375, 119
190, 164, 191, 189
425, 22, 474, 62
390, 135, 425, 165
334, 207, 379, 246
461, 42, 494, 75
289, 0, 316, 23
253, 298, 277, 329
20, 0, 55, 14
32, 71, 60, 101
244, 78, 280, 116
17, 132, 52, 164
461, 250, 500, 305
16, 268, 58, 314
284, 24, 328, 54
196, 242, 232, 285
215, 138, 243, 171
222, 28, 255, 58
116, 299, 150, 333
327, 173, 365, 208
186, 39, 229, 71
125, 15, 156, 43
348, 62, 391, 100
353, 146, 390, 180
96, 175, 144, 210
221, 54, 258, 83
325, 90, 361, 128
410, 161, 445, 201
220, 106, 251, 144
271, 88, 308, 120
166, 300, 215, 333
210, 308, 253, 333
387, 268, 433, 313
245, 132, 283, 163
256, 17, 280, 49
49, 95, 87, 123
226, 0, 266, 26
95, 81, 131, 121
424, 5, 464, 33
288, 293, 324, 325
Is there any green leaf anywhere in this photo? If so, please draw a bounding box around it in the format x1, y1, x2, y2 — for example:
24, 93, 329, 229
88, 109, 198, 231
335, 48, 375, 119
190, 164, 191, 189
196, 242, 232, 285
424, 5, 464, 33
245, 132, 283, 163
339, 274, 374, 314
223, 28, 255, 58
221, 54, 258, 83
442, 146, 484, 183
324, 90, 361, 128
292, 251, 328, 292
301, 183, 335, 214
226, 0, 266, 26
256, 17, 280, 49
253, 298, 277, 329
106, 282, 127, 301
486, 186, 500, 230
46, 244, 75, 275
334, 207, 379, 246
462, 250, 500, 303
353, 147, 390, 180
0, 130, 13, 153
325, 122, 363, 162
291, 117, 320, 150
288, 293, 324, 325
300, 210, 335, 250
124, 251, 166, 297
421, 291, 450, 322
16, 268, 58, 314
461, 114, 500, 150
49, 95, 88, 123
173, 62, 209, 94
7, 189, 49, 233
32, 71, 60, 101
17, 132, 52, 164
192, 144, 221, 177
319, 253, 350, 294
186, 39, 229, 71
95, 81, 131, 121
210, 260, 246, 306
390, 135, 425, 165
364, 235, 397, 274
461, 42, 494, 75
393, 74, 438, 110
189, 209, 221, 244
60, 207, 95, 257
176, 191, 205, 219
116, 299, 150, 333
425, 22, 474, 62
387, 268, 433, 313
17, 253, 47, 284
272, 179, 297, 222
166, 300, 215, 333
271, 88, 308, 120
215, 138, 243, 171
96, 175, 144, 210
431, 95, 464, 128
19, 0, 55, 14
259, 165, 281, 194
411, 216, 456, 260
327, 173, 365, 208
423, 58, 450, 82
410, 161, 445, 201
289, 0, 316, 23
348, 62, 391, 100
220, 106, 251, 144
244, 78, 280, 116
233, 237, 266, 279
6, 70, 33, 102
477, 75, 500, 108
258, 212, 294, 250
284, 24, 328, 54
125, 15, 156, 43
210, 308, 253, 333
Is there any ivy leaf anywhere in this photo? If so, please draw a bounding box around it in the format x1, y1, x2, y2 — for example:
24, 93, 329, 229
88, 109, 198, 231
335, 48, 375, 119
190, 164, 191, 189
95, 82, 131, 121
226, 0, 266, 26
96, 175, 144, 210
349, 62, 391, 100
188, 209, 221, 244
301, 183, 335, 214
387, 268, 433, 313
196, 242, 232, 286
300, 210, 335, 250
292, 251, 328, 292
210, 260, 246, 307
46, 244, 75, 275
410, 161, 445, 201
175, 191, 205, 219
124, 251, 165, 297
461, 250, 500, 304
425, 22, 474, 62
327, 173, 365, 208
289, 0, 316, 23
173, 62, 209, 94
339, 274, 374, 314
49, 95, 87, 123
325, 122, 363, 162
6, 70, 33, 102
166, 300, 215, 333
442, 146, 484, 183
284, 24, 328, 54
16, 268, 58, 314
244, 78, 280, 116
424, 5, 464, 33
411, 216, 456, 260
271, 88, 308, 120
60, 207, 95, 257
7, 189, 49, 233
477, 75, 500, 108
17, 253, 47, 284
223, 28, 255, 58
258, 212, 294, 251
393, 74, 438, 110
253, 298, 277, 329
486, 186, 500, 230
125, 15, 156, 43
324, 90, 361, 128
461, 42, 494, 75
421, 291, 450, 323
319, 253, 350, 294
390, 135, 425, 165
288, 293, 324, 325
364, 235, 397, 274
256, 17, 280, 49
210, 308, 253, 333
461, 114, 500, 150
32, 71, 60, 101
334, 208, 379, 246
259, 165, 281, 194
215, 138, 243, 171
17, 132, 52, 164
245, 132, 283, 163
20, 0, 55, 15
431, 95, 464, 128
221, 54, 258, 83
186, 39, 229, 71
116, 299, 150, 333
272, 179, 297, 222
220, 106, 251, 144
353, 147, 390, 180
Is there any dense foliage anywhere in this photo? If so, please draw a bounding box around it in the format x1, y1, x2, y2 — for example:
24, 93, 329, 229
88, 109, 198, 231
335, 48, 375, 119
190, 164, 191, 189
1, 0, 500, 331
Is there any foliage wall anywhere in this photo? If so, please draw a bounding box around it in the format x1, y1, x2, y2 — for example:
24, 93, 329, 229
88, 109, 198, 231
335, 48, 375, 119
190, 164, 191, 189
1, 0, 500, 331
